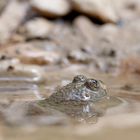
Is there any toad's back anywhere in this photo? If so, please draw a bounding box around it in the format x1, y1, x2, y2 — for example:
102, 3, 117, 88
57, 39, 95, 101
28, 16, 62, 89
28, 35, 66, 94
46, 75, 107, 105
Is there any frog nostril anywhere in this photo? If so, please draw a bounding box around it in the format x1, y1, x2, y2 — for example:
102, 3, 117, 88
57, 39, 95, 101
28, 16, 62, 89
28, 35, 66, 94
85, 93, 89, 97
82, 93, 90, 101
85, 93, 90, 97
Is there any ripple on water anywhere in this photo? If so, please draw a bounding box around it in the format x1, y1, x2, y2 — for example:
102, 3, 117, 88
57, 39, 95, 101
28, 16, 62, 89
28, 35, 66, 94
0, 65, 139, 127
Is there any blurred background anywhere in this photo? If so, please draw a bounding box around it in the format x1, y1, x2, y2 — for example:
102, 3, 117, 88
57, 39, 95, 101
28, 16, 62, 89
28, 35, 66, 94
0, 0, 140, 140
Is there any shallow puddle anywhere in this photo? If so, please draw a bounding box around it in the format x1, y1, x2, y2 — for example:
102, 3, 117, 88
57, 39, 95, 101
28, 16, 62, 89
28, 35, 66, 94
0, 65, 139, 140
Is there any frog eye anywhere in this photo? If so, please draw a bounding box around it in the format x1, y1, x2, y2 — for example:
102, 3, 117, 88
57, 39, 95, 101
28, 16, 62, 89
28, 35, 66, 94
72, 75, 87, 83
85, 79, 99, 91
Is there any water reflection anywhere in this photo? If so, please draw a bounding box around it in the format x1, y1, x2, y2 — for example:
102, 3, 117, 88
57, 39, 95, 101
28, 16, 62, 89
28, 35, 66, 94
1, 95, 123, 126
0, 64, 139, 127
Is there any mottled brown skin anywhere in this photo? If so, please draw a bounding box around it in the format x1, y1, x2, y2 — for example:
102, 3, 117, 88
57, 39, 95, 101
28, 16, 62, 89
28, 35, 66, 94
38, 75, 108, 120
46, 75, 107, 105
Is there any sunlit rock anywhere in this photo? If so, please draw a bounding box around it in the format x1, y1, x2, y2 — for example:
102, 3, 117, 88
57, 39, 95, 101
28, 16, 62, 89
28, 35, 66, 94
31, 0, 71, 17
71, 0, 118, 23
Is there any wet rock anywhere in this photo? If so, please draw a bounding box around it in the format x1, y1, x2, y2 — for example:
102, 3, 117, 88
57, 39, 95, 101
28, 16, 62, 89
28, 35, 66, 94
31, 0, 71, 17
0, 58, 45, 83
99, 47, 116, 58
9, 33, 25, 43
67, 49, 92, 64
112, 0, 140, 21
0, 0, 29, 45
0, 42, 61, 65
99, 24, 119, 43
19, 18, 54, 39
71, 0, 118, 23
120, 56, 140, 75
73, 16, 98, 43
97, 57, 119, 73
20, 51, 61, 65
47, 23, 86, 51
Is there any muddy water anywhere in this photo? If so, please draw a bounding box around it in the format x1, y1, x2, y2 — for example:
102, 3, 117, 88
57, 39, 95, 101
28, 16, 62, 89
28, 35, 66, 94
0, 65, 140, 140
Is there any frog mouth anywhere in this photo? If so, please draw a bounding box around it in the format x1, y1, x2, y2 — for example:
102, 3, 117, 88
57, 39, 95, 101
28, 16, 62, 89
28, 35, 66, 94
89, 90, 107, 101
81, 92, 91, 101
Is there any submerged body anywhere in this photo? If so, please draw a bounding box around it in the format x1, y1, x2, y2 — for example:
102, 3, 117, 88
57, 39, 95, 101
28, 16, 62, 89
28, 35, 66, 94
39, 75, 108, 121
46, 75, 107, 105
0, 74, 122, 125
